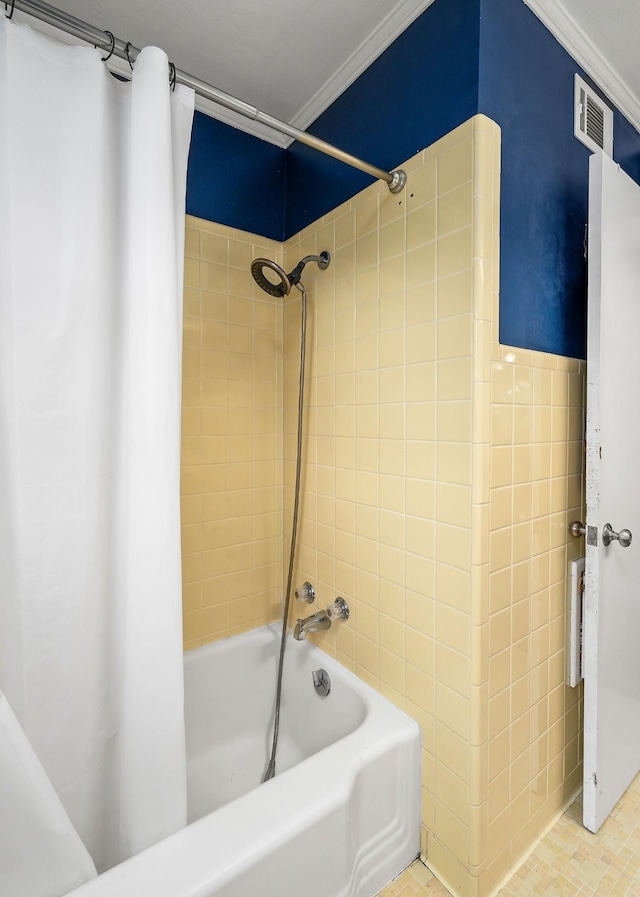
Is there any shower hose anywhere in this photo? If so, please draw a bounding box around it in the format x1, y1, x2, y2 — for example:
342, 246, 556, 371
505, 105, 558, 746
263, 281, 307, 782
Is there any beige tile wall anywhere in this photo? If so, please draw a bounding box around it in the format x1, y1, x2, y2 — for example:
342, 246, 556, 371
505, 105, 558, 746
481, 345, 584, 895
280, 115, 586, 897
282, 118, 490, 896
179, 114, 586, 897
180, 218, 284, 648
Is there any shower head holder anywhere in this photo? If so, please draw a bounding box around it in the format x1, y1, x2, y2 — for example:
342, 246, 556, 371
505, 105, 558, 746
251, 252, 331, 296
287, 252, 331, 288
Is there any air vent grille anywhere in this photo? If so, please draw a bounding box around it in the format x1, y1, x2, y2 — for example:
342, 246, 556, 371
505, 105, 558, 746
586, 95, 605, 147
574, 74, 613, 156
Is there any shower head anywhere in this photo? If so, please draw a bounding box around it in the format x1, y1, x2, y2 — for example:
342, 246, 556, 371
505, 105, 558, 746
250, 259, 291, 297
251, 251, 331, 297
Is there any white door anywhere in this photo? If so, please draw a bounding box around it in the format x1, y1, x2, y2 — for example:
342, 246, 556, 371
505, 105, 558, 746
583, 151, 640, 832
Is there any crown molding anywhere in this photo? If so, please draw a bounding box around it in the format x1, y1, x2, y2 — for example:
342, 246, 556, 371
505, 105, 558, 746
19, 1, 639, 152
523, 0, 640, 134
200, 0, 435, 147
288, 0, 436, 140
177, 0, 434, 148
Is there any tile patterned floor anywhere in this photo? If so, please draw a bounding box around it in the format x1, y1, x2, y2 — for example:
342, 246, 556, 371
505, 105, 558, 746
378, 772, 640, 897
376, 859, 451, 897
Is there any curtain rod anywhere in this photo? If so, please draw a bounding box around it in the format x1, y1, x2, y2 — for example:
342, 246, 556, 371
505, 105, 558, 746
8, 0, 407, 193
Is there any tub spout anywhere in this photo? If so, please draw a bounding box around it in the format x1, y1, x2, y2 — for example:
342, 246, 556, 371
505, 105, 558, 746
294, 609, 331, 640
293, 598, 350, 640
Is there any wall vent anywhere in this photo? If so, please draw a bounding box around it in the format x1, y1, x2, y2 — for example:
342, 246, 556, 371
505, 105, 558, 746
574, 74, 613, 156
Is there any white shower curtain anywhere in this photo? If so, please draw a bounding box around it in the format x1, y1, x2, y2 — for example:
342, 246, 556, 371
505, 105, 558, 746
0, 18, 194, 871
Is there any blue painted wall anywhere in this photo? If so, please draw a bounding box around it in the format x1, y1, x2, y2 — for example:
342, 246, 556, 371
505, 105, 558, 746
185, 0, 640, 358
186, 110, 285, 240
284, 0, 481, 238
479, 0, 640, 359
185, 0, 480, 242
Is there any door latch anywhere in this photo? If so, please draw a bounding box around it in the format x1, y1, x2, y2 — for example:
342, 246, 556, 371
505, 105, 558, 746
569, 521, 598, 546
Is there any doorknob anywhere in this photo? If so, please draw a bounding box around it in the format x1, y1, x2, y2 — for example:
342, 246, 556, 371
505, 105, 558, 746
602, 522, 633, 548
569, 521, 586, 538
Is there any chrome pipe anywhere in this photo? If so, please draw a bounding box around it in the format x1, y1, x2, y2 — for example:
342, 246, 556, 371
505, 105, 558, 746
11, 0, 407, 193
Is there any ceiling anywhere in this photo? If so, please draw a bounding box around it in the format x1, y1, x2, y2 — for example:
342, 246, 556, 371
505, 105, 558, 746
14, 0, 640, 145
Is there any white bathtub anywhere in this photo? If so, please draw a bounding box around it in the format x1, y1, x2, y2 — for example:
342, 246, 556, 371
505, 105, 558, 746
67, 624, 421, 897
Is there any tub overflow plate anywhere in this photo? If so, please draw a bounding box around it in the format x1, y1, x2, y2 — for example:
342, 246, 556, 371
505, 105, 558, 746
312, 668, 331, 697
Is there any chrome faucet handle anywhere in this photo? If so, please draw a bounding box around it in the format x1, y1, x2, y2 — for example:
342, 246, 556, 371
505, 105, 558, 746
326, 597, 349, 621
295, 581, 315, 603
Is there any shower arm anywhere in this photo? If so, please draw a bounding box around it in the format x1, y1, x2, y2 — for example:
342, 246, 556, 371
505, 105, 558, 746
9, 0, 407, 195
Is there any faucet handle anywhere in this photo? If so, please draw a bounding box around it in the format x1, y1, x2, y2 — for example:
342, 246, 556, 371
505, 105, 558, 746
327, 597, 349, 621
295, 581, 315, 603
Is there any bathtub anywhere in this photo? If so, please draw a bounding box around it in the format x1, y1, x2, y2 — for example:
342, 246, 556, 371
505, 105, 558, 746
66, 623, 421, 897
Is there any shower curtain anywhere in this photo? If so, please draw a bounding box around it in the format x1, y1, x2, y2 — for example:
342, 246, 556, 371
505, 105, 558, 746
0, 18, 194, 871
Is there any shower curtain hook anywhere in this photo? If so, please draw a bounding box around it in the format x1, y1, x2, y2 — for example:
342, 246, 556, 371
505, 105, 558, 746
5, 0, 16, 20
124, 41, 134, 69
101, 31, 115, 63
169, 61, 176, 91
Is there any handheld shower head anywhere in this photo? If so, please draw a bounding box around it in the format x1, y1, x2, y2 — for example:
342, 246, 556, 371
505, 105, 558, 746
250, 259, 291, 297
251, 251, 331, 297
